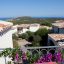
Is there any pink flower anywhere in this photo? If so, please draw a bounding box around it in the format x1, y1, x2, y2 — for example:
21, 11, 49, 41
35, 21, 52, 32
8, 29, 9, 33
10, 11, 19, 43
15, 53, 19, 62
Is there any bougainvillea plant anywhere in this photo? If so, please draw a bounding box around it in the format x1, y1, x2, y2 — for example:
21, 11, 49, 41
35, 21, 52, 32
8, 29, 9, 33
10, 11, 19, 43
0, 48, 64, 64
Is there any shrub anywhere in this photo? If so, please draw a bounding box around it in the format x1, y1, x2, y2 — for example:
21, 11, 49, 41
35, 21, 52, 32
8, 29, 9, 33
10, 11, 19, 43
18, 33, 28, 39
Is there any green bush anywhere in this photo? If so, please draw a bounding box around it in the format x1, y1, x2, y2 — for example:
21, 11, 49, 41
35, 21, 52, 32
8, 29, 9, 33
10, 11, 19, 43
18, 33, 28, 39
32, 35, 41, 46
41, 21, 52, 27
35, 28, 49, 37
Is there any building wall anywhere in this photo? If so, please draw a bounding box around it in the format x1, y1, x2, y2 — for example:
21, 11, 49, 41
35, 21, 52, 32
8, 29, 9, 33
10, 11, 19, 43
18, 24, 40, 34
53, 26, 59, 33
12, 28, 17, 34
11, 25, 18, 34
48, 36, 57, 46
53, 26, 64, 34
0, 30, 13, 64
0, 21, 13, 64
0, 30, 13, 48
0, 57, 6, 64
18, 28, 29, 34
59, 28, 64, 34
22, 28, 29, 33
18, 26, 40, 34
29, 26, 39, 32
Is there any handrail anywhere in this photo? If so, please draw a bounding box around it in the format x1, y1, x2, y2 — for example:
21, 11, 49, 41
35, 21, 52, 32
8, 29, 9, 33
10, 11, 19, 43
0, 46, 63, 64
0, 46, 62, 50
26, 46, 60, 49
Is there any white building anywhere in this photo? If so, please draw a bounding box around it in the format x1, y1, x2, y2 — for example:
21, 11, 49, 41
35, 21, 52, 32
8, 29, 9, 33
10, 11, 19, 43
52, 20, 64, 33
40, 25, 52, 30
0, 20, 16, 64
11, 25, 18, 34
0, 20, 14, 48
17, 23, 40, 34
48, 34, 64, 46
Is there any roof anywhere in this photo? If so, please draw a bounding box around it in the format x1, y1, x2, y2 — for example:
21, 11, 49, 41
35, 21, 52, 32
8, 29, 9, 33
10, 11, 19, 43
40, 25, 52, 29
52, 22, 64, 28
30, 24, 40, 27
48, 34, 64, 41
18, 23, 40, 28
18, 24, 29, 28
0, 20, 13, 32
18, 39, 31, 46
54, 20, 64, 23
52, 20, 64, 28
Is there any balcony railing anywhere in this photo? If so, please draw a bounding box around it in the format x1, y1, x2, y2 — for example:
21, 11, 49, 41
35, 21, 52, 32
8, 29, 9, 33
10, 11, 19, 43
0, 46, 64, 64
26, 46, 61, 56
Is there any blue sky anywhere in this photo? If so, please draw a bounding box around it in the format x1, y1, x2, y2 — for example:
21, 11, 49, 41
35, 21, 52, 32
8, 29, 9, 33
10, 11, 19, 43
0, 0, 64, 17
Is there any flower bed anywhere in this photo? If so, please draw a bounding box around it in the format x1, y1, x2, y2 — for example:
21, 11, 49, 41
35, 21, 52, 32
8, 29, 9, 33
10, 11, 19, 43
0, 47, 64, 64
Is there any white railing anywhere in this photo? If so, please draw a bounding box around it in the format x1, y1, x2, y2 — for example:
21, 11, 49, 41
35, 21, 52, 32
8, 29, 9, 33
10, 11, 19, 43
0, 46, 63, 64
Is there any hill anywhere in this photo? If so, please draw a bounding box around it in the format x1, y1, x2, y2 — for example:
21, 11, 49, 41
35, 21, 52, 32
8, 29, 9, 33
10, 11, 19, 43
8, 16, 64, 26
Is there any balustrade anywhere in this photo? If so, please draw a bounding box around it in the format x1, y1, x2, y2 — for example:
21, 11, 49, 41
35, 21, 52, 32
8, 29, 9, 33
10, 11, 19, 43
0, 46, 64, 64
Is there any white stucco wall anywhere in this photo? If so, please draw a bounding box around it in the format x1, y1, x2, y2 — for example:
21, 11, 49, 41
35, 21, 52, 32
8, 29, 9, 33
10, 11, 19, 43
22, 28, 29, 33
0, 30, 13, 48
11, 25, 18, 34
29, 26, 39, 32
18, 24, 40, 34
19, 26, 39, 34
0, 21, 14, 64
18, 28, 29, 34
0, 30, 13, 64
11, 28, 17, 34
0, 57, 5, 64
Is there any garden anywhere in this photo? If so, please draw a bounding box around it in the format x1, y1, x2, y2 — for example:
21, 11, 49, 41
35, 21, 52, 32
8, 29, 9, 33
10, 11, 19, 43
0, 47, 64, 64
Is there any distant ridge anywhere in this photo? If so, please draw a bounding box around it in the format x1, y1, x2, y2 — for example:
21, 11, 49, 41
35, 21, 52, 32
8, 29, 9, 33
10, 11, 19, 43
33, 16, 64, 18
0, 16, 64, 21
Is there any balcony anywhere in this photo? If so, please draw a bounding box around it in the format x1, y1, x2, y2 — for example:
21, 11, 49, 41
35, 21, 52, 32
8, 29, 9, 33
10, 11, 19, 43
0, 46, 64, 64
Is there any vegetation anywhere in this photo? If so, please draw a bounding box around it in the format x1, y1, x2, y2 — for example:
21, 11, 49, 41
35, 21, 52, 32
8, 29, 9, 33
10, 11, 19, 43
12, 34, 19, 48
18, 28, 49, 46
13, 40, 19, 48
18, 33, 28, 39
10, 16, 64, 47
32, 35, 41, 46
9, 16, 64, 26
41, 21, 52, 27
0, 48, 64, 64
35, 28, 49, 36
35, 28, 49, 46
0, 47, 22, 61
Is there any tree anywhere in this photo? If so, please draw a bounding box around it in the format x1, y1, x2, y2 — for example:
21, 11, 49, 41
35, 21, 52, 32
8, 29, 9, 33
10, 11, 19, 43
26, 31, 34, 37
18, 33, 28, 39
35, 28, 49, 37
35, 28, 49, 46
12, 34, 18, 40
26, 31, 34, 42
32, 35, 41, 46
13, 40, 19, 48
41, 21, 52, 27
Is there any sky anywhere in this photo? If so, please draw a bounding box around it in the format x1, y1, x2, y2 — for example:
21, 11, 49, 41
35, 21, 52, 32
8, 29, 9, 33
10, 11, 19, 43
0, 0, 64, 17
